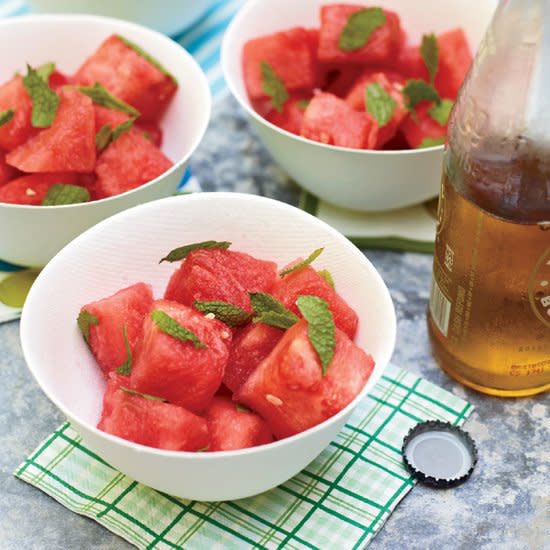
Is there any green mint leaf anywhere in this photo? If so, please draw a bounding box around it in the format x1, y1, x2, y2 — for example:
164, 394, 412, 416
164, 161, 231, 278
196, 445, 209, 452
41, 184, 90, 206
116, 34, 178, 85
249, 291, 298, 330
428, 99, 454, 126
235, 403, 251, 414
417, 136, 445, 149
160, 240, 231, 263
420, 33, 439, 84
280, 248, 324, 277
36, 62, 56, 82
318, 269, 335, 289
0, 109, 14, 127
120, 387, 167, 402
194, 300, 251, 328
80, 82, 140, 117
365, 83, 396, 128
111, 118, 134, 142
402, 79, 441, 111
338, 7, 386, 52
116, 325, 132, 375
23, 64, 60, 128
96, 123, 113, 151
151, 309, 206, 349
77, 309, 99, 346
296, 296, 335, 376
296, 99, 311, 111
261, 61, 288, 113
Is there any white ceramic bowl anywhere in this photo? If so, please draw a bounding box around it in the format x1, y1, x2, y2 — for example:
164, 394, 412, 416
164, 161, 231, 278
222, 0, 497, 212
20, 192, 396, 501
27, 0, 218, 36
0, 15, 211, 268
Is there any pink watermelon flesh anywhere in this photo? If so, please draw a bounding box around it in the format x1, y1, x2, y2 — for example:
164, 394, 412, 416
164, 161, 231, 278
0, 172, 79, 205
205, 396, 273, 451
94, 104, 130, 132
261, 94, 311, 135
272, 264, 359, 339
236, 320, 374, 439
130, 300, 232, 413
98, 373, 209, 451
0, 75, 34, 151
94, 129, 172, 198
74, 34, 177, 121
0, 151, 18, 186
223, 323, 284, 393
82, 282, 153, 376
165, 248, 278, 313
6, 88, 96, 173
401, 101, 448, 149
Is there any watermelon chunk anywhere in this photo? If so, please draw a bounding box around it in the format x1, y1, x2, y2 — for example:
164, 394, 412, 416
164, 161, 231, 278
205, 397, 273, 451
236, 320, 374, 439
165, 248, 278, 313
243, 27, 317, 101
401, 101, 448, 149
135, 119, 163, 148
98, 374, 209, 451
0, 151, 18, 186
6, 88, 96, 173
301, 92, 377, 149
48, 70, 72, 91
223, 323, 284, 393
322, 65, 365, 98
262, 94, 311, 135
0, 172, 79, 205
80, 282, 153, 376
130, 300, 232, 413
74, 34, 178, 121
345, 71, 407, 147
318, 5, 404, 65
272, 264, 358, 339
94, 129, 172, 198
0, 75, 33, 151
94, 104, 130, 132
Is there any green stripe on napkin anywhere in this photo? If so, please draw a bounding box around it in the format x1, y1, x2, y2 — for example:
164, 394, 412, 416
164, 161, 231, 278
15, 364, 472, 550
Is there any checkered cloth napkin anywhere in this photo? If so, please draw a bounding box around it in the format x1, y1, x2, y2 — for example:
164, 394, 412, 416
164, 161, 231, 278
15, 364, 472, 549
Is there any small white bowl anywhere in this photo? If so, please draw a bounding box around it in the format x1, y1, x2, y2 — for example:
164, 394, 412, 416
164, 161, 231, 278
222, 0, 497, 212
20, 192, 396, 501
0, 15, 211, 268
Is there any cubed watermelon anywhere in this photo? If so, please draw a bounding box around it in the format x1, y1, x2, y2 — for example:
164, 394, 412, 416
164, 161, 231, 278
223, 323, 284, 393
98, 374, 209, 451
0, 75, 33, 151
165, 248, 278, 313
322, 65, 365, 98
273, 264, 358, 339
263, 94, 311, 135
74, 34, 178, 121
94, 129, 172, 198
6, 88, 96, 173
135, 119, 163, 148
130, 300, 232, 413
205, 397, 273, 451
345, 70, 407, 147
0, 151, 18, 186
80, 282, 153, 376
48, 70, 72, 91
243, 27, 317, 101
400, 101, 448, 149
0, 172, 79, 205
236, 320, 374, 439
94, 104, 130, 132
301, 92, 377, 149
318, 5, 404, 65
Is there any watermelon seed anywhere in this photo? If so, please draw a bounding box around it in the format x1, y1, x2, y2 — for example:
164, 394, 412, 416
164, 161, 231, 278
265, 394, 283, 406
26, 188, 36, 196
221, 330, 231, 339
204, 312, 215, 320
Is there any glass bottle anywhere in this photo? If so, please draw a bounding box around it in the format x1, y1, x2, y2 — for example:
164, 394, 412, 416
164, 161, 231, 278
428, 0, 550, 397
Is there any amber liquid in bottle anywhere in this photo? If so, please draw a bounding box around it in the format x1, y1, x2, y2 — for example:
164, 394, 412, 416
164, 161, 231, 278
429, 151, 550, 397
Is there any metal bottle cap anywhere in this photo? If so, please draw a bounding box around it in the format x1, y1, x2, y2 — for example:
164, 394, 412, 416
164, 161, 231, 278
402, 420, 478, 488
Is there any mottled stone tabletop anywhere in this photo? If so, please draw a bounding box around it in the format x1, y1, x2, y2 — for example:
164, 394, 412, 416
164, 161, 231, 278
1, 96, 549, 550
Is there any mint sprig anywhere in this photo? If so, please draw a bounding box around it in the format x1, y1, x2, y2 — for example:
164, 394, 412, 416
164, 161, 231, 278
428, 99, 454, 126
296, 99, 311, 111
36, 62, 56, 83
23, 64, 60, 128
280, 248, 324, 278
235, 403, 251, 413
41, 184, 90, 206
151, 309, 206, 349
402, 79, 441, 111
80, 82, 140, 117
249, 292, 298, 330
296, 296, 335, 376
194, 300, 251, 328
365, 83, 396, 128
120, 387, 167, 402
0, 109, 14, 127
261, 61, 288, 113
338, 7, 386, 52
318, 269, 335, 289
95, 119, 135, 152
420, 33, 439, 84
77, 309, 99, 346
116, 325, 132, 375
160, 240, 231, 263
417, 137, 445, 149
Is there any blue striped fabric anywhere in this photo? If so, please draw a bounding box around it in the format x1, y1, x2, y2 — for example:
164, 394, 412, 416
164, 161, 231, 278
0, 0, 244, 100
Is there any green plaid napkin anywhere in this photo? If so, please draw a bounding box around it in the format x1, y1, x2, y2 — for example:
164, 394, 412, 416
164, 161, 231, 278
15, 364, 472, 549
